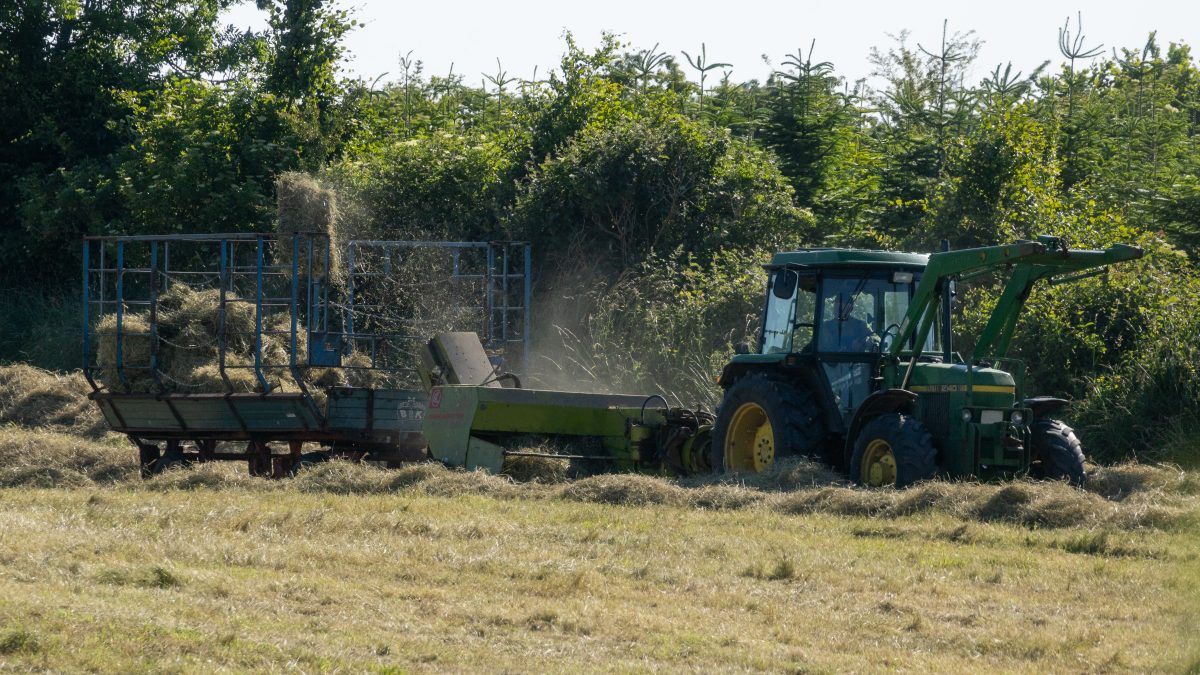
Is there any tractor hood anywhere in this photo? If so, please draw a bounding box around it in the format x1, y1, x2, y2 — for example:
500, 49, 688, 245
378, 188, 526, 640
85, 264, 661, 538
905, 362, 1017, 403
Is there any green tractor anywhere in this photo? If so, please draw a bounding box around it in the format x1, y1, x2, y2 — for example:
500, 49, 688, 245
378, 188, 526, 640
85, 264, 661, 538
713, 235, 1143, 488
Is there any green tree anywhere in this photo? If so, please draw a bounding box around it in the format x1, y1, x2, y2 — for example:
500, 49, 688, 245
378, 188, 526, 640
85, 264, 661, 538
514, 107, 813, 275
0, 0, 261, 283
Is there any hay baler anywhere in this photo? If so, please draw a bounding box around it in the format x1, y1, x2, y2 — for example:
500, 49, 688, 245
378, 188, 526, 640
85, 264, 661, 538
419, 333, 715, 475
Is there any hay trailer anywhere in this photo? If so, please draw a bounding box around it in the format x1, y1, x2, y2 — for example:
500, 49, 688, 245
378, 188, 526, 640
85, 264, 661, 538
81, 232, 530, 477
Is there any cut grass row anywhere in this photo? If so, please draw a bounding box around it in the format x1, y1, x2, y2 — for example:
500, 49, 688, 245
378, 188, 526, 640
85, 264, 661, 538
1, 425, 1198, 532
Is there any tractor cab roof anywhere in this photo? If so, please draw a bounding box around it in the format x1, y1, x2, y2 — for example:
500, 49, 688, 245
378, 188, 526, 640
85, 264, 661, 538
767, 248, 929, 270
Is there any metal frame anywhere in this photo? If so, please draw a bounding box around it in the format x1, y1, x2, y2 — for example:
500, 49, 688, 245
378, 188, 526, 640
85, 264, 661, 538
82, 233, 534, 479
82, 232, 329, 403
340, 240, 532, 379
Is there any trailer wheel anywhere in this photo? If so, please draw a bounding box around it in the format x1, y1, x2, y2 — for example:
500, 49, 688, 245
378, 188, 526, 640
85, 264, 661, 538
850, 413, 936, 488
712, 372, 824, 473
153, 441, 188, 475
1030, 418, 1086, 487
137, 442, 161, 479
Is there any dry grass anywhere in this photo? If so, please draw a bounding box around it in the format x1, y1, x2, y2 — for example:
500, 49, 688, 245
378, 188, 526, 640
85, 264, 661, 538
0, 486, 1195, 672
0, 365, 105, 438
0, 423, 1193, 534
1, 364, 1197, 532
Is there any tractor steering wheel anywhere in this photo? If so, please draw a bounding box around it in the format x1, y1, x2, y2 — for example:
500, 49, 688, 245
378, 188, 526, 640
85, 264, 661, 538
878, 323, 901, 353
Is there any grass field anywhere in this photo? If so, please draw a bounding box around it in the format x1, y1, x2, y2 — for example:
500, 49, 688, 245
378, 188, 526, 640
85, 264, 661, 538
0, 367, 1198, 672
0, 437, 1197, 672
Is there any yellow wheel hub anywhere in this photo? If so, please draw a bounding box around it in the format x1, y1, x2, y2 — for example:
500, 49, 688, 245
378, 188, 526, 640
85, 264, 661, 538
725, 402, 775, 472
861, 438, 897, 487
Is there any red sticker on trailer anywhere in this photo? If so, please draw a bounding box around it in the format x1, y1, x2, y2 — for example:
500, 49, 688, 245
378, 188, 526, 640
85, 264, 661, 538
429, 388, 442, 409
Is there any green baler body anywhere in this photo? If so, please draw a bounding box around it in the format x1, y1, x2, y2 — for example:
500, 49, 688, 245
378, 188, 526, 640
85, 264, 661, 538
423, 385, 668, 472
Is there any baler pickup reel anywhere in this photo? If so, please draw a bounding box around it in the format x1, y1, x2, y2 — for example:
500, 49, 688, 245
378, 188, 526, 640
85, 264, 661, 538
418, 332, 715, 475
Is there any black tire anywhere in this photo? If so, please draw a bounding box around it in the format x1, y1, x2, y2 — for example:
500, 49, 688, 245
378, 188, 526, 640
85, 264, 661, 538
849, 413, 937, 488
711, 372, 825, 473
153, 444, 187, 474
1029, 418, 1086, 487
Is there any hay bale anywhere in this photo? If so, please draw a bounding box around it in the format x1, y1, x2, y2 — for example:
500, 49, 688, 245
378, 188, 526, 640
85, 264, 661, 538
159, 284, 259, 361
96, 284, 320, 394
187, 364, 261, 393
276, 171, 343, 285
339, 351, 392, 388
94, 313, 156, 390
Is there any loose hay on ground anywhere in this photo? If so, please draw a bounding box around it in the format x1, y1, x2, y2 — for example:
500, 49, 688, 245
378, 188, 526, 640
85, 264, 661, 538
0, 427, 131, 486
0, 365, 105, 437
0, 378, 1194, 532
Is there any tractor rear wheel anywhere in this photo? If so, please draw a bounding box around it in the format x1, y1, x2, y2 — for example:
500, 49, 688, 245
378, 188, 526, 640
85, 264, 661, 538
850, 414, 937, 488
712, 372, 824, 473
1030, 418, 1086, 487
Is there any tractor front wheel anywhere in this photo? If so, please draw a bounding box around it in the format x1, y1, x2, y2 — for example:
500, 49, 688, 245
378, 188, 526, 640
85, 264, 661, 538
712, 372, 824, 473
1029, 418, 1086, 487
850, 414, 937, 488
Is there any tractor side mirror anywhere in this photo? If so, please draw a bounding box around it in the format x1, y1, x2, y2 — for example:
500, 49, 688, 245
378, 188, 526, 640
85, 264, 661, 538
772, 269, 797, 299
734, 341, 751, 355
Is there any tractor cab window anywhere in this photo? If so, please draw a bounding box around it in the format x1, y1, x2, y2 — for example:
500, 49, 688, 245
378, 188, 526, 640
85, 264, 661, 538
761, 269, 817, 354
817, 273, 941, 354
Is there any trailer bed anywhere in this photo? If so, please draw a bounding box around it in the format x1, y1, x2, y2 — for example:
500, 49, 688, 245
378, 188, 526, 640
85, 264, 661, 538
96, 387, 429, 477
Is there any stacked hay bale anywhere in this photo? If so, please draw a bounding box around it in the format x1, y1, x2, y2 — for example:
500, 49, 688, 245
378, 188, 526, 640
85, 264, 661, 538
94, 284, 288, 393
275, 171, 343, 286
89, 173, 412, 395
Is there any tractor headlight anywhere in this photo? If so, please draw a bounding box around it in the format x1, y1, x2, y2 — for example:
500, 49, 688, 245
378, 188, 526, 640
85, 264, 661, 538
961, 409, 973, 423
1011, 410, 1026, 425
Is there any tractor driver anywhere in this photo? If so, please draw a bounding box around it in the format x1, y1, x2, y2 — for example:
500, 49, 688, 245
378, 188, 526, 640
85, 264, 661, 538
820, 289, 878, 353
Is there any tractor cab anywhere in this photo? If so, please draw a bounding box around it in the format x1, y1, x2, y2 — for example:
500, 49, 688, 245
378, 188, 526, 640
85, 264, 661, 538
758, 251, 943, 425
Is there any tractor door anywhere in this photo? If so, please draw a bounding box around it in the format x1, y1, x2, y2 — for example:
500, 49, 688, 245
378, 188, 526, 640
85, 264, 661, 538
760, 269, 817, 354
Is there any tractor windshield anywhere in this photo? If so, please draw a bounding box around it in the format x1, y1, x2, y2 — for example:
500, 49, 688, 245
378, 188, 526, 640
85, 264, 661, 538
817, 273, 940, 354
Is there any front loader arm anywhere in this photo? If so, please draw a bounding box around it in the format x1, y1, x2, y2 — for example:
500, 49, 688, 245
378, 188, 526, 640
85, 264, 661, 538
887, 241, 1047, 360
972, 237, 1144, 360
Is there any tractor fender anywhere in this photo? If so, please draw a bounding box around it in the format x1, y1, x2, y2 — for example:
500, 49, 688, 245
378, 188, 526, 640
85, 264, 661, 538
843, 389, 919, 467
717, 362, 748, 389
1022, 396, 1069, 418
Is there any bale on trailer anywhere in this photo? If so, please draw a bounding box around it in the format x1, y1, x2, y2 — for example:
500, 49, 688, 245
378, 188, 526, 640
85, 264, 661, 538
92, 285, 299, 393
94, 314, 156, 390
275, 172, 343, 285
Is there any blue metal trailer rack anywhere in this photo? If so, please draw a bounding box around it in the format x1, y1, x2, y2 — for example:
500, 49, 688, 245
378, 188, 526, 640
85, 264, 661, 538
82, 232, 531, 477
